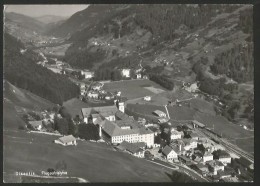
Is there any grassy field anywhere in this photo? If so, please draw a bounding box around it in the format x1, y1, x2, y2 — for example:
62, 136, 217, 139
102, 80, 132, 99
167, 105, 197, 121
3, 131, 174, 183
127, 102, 254, 154
189, 98, 216, 115
62, 98, 90, 119
4, 81, 54, 111
103, 79, 165, 99
40, 43, 71, 56
3, 100, 175, 183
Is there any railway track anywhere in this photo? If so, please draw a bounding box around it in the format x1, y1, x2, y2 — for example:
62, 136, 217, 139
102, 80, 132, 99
200, 129, 254, 163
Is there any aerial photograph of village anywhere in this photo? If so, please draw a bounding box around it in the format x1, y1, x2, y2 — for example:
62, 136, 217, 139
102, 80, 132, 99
3, 4, 254, 183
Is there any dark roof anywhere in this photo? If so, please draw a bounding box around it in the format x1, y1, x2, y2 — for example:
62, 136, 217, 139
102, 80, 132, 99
134, 142, 146, 148
192, 120, 205, 128
196, 163, 208, 170
82, 105, 118, 118
179, 155, 192, 162
28, 120, 43, 127
218, 170, 232, 177
208, 160, 224, 167
162, 145, 173, 156
118, 141, 143, 154
115, 110, 130, 120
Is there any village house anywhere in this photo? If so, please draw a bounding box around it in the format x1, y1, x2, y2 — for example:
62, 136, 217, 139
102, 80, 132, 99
218, 170, 232, 179
121, 68, 131, 78
202, 152, 214, 163
192, 120, 205, 128
178, 155, 193, 165
28, 120, 43, 131
207, 160, 225, 175
214, 150, 232, 165
143, 75, 148, 79
170, 128, 182, 140
87, 91, 99, 99
181, 138, 198, 151
153, 110, 167, 118
117, 141, 145, 158
105, 92, 114, 100
92, 82, 103, 91
184, 82, 199, 93
189, 132, 200, 140
82, 105, 118, 123
169, 142, 185, 156
158, 118, 169, 124
144, 96, 151, 101
54, 135, 77, 146
193, 163, 209, 176
162, 145, 178, 161
81, 70, 94, 79
136, 74, 142, 79
81, 102, 154, 147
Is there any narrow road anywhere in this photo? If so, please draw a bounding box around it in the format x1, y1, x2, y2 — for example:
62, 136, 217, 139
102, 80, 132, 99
146, 159, 209, 182
165, 105, 170, 119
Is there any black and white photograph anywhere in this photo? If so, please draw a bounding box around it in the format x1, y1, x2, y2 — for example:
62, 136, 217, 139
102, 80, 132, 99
3, 3, 254, 183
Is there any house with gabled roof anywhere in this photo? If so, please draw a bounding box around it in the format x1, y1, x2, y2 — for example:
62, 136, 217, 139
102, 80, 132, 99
54, 135, 77, 146
162, 145, 178, 161
82, 105, 118, 123
117, 141, 145, 158
28, 120, 43, 131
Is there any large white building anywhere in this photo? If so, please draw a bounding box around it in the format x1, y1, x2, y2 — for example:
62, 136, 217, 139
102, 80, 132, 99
81, 104, 154, 147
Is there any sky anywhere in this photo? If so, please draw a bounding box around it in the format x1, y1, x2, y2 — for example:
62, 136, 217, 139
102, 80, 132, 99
4, 5, 89, 17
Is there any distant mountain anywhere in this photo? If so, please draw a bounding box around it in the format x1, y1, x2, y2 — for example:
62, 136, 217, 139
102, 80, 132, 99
34, 15, 67, 24
5, 12, 45, 33
47, 4, 130, 38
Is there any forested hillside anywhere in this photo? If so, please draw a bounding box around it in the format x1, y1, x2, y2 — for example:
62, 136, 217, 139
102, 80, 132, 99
4, 33, 79, 105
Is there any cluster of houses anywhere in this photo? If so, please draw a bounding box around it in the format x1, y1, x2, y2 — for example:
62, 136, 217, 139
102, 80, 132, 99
153, 56, 174, 66
83, 82, 122, 101
62, 67, 94, 79
160, 122, 235, 179
182, 82, 199, 93
53, 98, 156, 158
26, 110, 57, 132
119, 68, 148, 80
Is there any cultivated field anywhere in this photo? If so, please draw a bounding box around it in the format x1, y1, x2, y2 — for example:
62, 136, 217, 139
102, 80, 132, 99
40, 43, 71, 56
103, 79, 165, 99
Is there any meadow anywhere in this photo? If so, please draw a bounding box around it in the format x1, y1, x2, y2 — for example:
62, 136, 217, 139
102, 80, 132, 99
103, 79, 165, 99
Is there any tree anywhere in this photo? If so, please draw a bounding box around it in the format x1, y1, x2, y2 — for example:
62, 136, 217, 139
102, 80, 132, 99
68, 119, 77, 136
78, 123, 100, 141
54, 118, 69, 135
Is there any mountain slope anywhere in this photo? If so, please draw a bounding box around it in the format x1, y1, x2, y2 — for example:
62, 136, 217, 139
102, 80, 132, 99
34, 15, 67, 24
5, 12, 44, 33
47, 4, 130, 38
4, 33, 80, 105
4, 81, 55, 111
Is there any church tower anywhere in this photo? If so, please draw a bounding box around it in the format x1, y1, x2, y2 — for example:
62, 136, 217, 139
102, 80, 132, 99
118, 101, 125, 113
